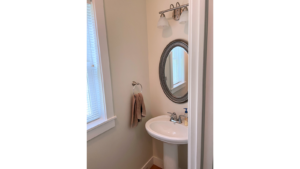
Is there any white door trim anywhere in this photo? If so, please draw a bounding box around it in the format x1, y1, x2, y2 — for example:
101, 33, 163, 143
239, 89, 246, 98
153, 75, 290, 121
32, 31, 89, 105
188, 0, 208, 169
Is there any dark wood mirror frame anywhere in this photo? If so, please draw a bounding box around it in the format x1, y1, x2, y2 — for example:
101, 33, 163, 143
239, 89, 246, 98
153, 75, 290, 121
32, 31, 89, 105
159, 39, 188, 104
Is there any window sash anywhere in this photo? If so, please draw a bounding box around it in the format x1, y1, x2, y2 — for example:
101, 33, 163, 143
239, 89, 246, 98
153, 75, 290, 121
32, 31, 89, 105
172, 47, 185, 86
87, 2, 106, 123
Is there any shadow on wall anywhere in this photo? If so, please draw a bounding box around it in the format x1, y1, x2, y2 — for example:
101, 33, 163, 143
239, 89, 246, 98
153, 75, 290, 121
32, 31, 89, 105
162, 17, 173, 38
162, 26, 173, 38
184, 23, 188, 34
178, 144, 188, 169
161, 22, 188, 38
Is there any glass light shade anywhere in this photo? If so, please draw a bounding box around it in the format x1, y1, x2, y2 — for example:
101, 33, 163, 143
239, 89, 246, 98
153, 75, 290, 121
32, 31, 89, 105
157, 15, 170, 29
179, 10, 188, 24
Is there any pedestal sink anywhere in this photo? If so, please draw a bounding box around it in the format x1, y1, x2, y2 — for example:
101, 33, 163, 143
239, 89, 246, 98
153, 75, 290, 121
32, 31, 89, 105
145, 115, 188, 169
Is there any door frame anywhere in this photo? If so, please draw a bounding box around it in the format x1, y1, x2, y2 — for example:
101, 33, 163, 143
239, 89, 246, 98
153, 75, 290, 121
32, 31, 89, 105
188, 0, 209, 168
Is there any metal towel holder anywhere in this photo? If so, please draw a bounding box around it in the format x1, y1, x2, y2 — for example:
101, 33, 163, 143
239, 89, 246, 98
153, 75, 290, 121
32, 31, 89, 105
132, 81, 143, 95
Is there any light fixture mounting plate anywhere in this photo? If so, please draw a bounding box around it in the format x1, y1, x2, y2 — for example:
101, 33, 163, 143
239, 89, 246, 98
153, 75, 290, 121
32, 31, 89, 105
173, 8, 181, 21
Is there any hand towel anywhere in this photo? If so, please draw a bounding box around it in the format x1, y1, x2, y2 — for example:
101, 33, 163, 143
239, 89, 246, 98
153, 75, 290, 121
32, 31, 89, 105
138, 93, 146, 117
135, 93, 142, 122
130, 94, 139, 128
130, 93, 146, 128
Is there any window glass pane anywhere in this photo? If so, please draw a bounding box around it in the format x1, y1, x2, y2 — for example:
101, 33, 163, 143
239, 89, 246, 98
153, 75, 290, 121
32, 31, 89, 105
87, 82, 92, 117
87, 3, 105, 123
173, 58, 178, 84
172, 47, 185, 86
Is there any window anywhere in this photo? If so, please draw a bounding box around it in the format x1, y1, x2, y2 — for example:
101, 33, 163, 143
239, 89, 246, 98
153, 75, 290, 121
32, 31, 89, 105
172, 47, 185, 87
170, 47, 186, 93
87, 0, 116, 141
87, 2, 105, 123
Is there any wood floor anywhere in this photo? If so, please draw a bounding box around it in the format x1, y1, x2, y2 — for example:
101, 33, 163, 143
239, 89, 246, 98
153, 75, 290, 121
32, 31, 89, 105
150, 165, 162, 169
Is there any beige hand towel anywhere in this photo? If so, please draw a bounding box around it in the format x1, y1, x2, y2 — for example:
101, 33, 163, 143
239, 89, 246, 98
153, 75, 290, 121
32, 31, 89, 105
138, 93, 146, 117
131, 93, 141, 127
135, 94, 142, 121
130, 94, 135, 127
130, 93, 146, 128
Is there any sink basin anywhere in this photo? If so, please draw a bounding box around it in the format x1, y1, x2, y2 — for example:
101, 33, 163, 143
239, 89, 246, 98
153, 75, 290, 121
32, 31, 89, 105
145, 115, 188, 144
145, 115, 188, 169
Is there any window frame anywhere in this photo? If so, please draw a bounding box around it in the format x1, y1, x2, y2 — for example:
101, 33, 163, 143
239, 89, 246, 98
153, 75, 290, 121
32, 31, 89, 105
87, 0, 116, 141
169, 51, 186, 94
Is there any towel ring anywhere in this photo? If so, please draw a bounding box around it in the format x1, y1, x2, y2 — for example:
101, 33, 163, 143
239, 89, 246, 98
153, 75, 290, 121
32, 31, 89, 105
132, 81, 143, 95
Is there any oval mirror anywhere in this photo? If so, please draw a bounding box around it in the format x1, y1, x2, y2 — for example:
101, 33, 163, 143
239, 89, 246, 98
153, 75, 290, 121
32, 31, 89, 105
159, 39, 188, 103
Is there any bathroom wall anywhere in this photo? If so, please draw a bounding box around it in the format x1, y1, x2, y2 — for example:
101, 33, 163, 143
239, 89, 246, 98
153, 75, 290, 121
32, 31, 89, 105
146, 0, 189, 168
87, 0, 153, 169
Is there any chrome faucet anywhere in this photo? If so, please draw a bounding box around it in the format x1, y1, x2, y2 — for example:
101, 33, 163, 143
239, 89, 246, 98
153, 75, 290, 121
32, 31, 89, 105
178, 115, 185, 124
168, 112, 177, 121
167, 112, 184, 124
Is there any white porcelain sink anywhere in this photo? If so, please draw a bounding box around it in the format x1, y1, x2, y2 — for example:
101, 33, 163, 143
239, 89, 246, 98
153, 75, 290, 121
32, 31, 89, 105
145, 115, 188, 144
145, 115, 188, 169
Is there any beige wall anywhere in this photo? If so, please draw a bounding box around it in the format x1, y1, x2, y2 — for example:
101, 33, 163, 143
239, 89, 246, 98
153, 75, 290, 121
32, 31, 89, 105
146, 0, 189, 168
87, 0, 153, 169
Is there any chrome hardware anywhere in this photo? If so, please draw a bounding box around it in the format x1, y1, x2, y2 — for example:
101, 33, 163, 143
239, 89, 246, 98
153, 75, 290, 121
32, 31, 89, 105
132, 81, 143, 95
158, 3, 189, 15
167, 112, 184, 124
173, 2, 182, 21
167, 112, 177, 121
178, 115, 185, 124
158, 3, 189, 21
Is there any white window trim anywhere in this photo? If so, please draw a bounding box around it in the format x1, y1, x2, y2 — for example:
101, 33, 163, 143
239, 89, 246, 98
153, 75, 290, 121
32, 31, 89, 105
188, 0, 207, 168
87, 116, 116, 141
87, 0, 116, 141
171, 81, 186, 94
169, 51, 186, 94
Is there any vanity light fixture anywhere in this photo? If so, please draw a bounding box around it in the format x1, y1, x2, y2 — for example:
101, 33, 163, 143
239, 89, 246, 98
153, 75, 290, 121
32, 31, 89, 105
157, 13, 170, 29
179, 7, 188, 24
157, 2, 189, 28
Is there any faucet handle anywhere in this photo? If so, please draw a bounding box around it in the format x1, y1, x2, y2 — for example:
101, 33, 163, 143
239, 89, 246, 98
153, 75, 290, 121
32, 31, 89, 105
167, 112, 177, 121
178, 115, 185, 123
167, 112, 177, 117
167, 112, 176, 115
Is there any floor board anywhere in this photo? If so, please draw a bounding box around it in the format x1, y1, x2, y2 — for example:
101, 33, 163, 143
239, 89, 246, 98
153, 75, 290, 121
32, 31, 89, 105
150, 164, 162, 169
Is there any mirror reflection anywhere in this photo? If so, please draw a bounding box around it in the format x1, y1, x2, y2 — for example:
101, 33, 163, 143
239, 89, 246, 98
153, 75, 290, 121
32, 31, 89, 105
164, 46, 188, 98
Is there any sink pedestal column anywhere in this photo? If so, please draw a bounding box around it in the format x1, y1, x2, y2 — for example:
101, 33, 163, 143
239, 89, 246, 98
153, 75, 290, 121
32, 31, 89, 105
163, 143, 178, 169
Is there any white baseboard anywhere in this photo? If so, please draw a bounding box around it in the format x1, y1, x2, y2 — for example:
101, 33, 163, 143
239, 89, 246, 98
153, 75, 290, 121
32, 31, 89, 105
153, 156, 163, 168
141, 156, 153, 169
141, 156, 182, 169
